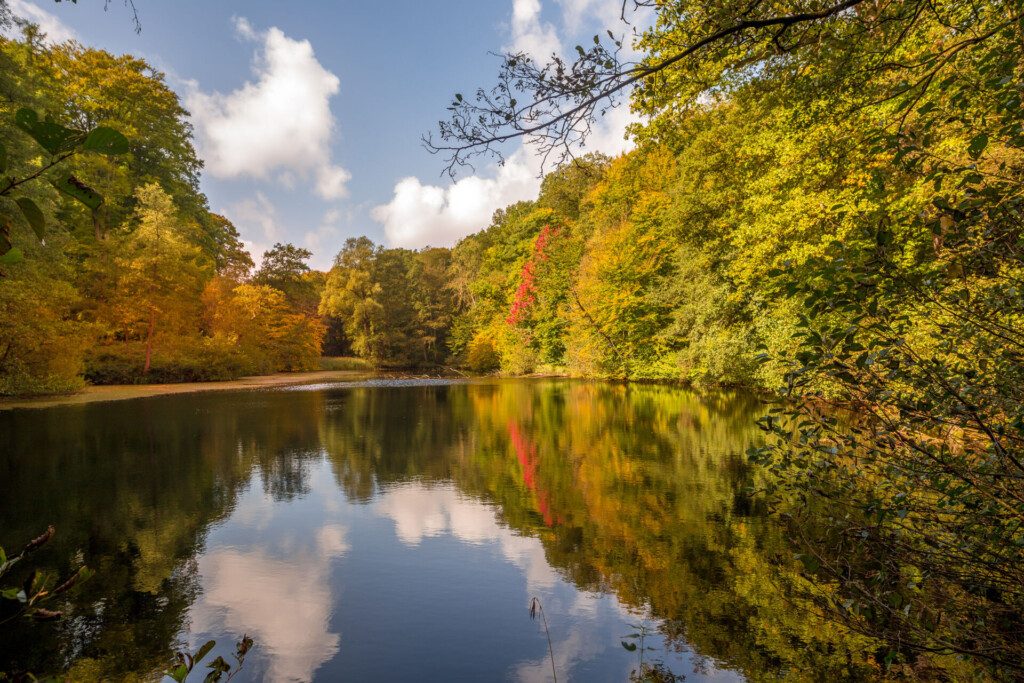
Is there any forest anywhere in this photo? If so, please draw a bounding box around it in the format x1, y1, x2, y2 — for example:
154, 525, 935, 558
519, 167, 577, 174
5, 1, 1022, 395
0, 22, 324, 395
2, 0, 1023, 677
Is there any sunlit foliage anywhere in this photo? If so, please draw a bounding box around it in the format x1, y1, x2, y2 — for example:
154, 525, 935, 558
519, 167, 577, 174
0, 26, 322, 393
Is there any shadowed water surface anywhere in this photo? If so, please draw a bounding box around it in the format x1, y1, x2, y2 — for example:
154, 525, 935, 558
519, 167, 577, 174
0, 379, 857, 681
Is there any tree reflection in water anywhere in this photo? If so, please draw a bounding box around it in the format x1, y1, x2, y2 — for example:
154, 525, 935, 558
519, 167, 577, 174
1, 380, 885, 680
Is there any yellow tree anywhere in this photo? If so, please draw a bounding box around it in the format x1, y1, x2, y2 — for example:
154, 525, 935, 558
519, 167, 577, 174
206, 282, 324, 373
567, 151, 677, 378
114, 183, 208, 373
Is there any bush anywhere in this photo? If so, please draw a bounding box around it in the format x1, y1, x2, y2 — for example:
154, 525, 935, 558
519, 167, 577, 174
0, 359, 86, 396
466, 334, 501, 373
84, 337, 252, 385
319, 356, 372, 371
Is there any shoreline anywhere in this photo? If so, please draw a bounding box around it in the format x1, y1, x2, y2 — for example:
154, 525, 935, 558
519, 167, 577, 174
0, 370, 759, 412
0, 369, 378, 411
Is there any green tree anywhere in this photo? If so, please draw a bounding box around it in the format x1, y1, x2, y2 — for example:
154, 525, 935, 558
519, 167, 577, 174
0, 233, 92, 395
321, 238, 449, 368
254, 242, 320, 313
202, 213, 253, 281
409, 247, 457, 364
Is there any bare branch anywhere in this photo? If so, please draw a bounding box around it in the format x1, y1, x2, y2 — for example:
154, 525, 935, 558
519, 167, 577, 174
427, 0, 868, 177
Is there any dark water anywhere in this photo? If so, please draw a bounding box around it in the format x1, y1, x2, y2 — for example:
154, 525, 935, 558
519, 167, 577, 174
0, 379, 842, 681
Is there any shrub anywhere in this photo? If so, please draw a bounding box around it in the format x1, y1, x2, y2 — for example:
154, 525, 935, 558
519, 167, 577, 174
466, 334, 500, 373
84, 337, 252, 384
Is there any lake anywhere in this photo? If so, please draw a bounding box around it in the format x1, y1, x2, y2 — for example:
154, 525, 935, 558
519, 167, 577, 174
0, 378, 860, 681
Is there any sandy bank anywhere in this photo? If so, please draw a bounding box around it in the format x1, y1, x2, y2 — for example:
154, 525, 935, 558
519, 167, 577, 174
0, 370, 377, 410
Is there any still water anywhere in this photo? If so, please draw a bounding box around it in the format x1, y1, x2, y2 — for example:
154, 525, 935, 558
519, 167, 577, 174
0, 379, 830, 681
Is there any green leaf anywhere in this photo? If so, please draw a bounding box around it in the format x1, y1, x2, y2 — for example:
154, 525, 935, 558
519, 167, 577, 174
621, 641, 638, 652
53, 175, 103, 211
83, 127, 130, 155
967, 132, 989, 159
0, 141, 6, 173
193, 640, 217, 665
165, 664, 188, 683
204, 655, 231, 683
14, 108, 86, 155
797, 553, 820, 572
0, 246, 21, 266
15, 197, 45, 240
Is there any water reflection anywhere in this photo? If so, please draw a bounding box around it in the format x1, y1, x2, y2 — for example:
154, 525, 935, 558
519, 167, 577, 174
0, 379, 874, 681
374, 483, 559, 594
189, 474, 347, 682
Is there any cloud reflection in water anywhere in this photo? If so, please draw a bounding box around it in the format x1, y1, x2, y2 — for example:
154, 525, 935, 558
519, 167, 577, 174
183, 460, 737, 681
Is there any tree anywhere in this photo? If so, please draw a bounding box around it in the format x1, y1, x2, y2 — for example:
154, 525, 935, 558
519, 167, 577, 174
427, 0, 929, 173
205, 282, 324, 373
431, 0, 1024, 673
320, 238, 449, 368
112, 183, 208, 373
43, 43, 203, 229
1, 105, 129, 255
0, 233, 92, 395
536, 153, 609, 220
202, 213, 253, 281
409, 247, 456, 364
320, 237, 385, 363
567, 154, 676, 378
254, 243, 320, 313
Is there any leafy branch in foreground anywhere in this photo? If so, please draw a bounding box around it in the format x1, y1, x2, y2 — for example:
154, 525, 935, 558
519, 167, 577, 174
164, 635, 254, 683
0, 526, 92, 628
0, 107, 129, 265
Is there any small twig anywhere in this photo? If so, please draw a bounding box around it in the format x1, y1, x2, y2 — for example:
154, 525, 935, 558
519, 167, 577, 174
529, 597, 557, 682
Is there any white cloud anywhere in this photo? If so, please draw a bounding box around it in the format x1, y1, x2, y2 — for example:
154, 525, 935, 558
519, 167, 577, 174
190, 532, 346, 682
302, 208, 347, 269
5, 0, 76, 42
554, 0, 653, 58
555, 0, 618, 34
232, 15, 258, 40
223, 192, 278, 266
371, 147, 542, 249
188, 474, 348, 683
579, 102, 640, 156
373, 483, 559, 594
508, 0, 562, 61
186, 18, 350, 200
371, 0, 640, 250
372, 110, 636, 250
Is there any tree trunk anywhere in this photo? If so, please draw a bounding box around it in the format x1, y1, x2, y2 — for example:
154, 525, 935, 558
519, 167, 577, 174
144, 308, 156, 374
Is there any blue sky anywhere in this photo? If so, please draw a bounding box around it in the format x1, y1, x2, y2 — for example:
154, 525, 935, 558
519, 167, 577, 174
8, 0, 639, 268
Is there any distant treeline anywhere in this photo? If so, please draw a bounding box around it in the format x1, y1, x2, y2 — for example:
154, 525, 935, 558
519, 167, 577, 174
319, 147, 780, 383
